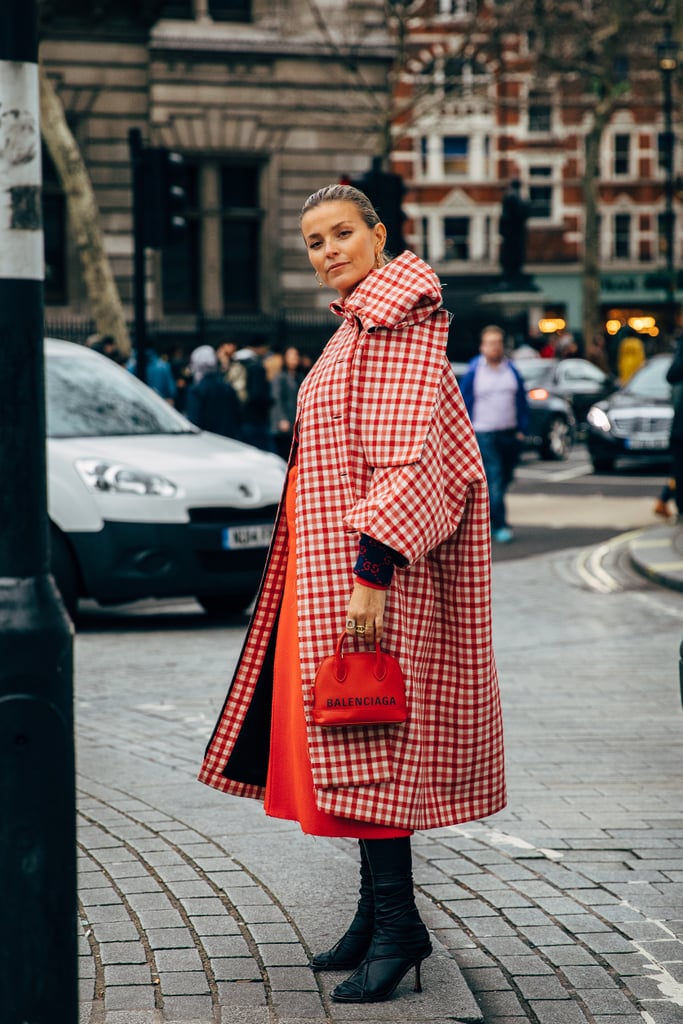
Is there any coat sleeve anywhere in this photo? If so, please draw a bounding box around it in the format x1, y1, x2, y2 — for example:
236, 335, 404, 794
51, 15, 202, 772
343, 315, 485, 565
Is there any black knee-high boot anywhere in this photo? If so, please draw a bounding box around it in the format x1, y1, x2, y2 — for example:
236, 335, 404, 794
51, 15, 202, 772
310, 839, 374, 970
330, 836, 432, 1003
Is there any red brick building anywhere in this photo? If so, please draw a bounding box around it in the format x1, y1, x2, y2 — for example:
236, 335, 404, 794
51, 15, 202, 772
390, 1, 681, 358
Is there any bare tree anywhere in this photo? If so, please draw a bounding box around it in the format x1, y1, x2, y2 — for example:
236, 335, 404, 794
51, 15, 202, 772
39, 63, 131, 358
384, 0, 683, 350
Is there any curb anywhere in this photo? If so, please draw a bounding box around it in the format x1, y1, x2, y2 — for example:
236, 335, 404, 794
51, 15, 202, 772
628, 523, 683, 593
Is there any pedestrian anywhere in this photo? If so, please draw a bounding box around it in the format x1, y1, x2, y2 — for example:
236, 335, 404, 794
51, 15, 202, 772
199, 183, 506, 1004
184, 344, 242, 439
127, 346, 176, 405
215, 338, 248, 405
270, 345, 304, 459
234, 333, 275, 450
653, 477, 675, 519
666, 333, 683, 522
459, 324, 529, 543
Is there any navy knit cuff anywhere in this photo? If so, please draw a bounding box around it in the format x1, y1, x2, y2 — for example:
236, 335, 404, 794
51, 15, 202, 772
353, 534, 406, 587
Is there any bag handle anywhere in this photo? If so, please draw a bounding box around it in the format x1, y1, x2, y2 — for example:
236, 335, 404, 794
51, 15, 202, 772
334, 630, 386, 682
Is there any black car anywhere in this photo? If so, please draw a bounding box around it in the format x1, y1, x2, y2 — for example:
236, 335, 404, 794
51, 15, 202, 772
585, 354, 673, 472
515, 358, 615, 432
513, 358, 577, 460
451, 358, 576, 461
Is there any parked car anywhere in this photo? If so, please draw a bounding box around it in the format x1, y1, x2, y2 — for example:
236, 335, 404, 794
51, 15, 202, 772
585, 353, 673, 472
512, 359, 577, 460
46, 339, 287, 619
451, 358, 576, 460
513, 358, 615, 433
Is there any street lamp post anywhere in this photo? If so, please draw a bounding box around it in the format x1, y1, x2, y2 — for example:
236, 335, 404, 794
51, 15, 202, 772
657, 23, 679, 337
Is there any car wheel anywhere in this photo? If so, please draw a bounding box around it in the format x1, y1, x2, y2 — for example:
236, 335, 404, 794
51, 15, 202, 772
540, 416, 570, 460
591, 454, 615, 472
50, 526, 80, 621
198, 594, 254, 619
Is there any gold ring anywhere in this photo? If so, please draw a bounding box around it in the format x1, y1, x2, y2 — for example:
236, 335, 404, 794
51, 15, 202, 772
355, 624, 367, 635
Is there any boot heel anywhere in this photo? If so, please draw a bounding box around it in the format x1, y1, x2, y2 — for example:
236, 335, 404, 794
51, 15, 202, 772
414, 959, 423, 993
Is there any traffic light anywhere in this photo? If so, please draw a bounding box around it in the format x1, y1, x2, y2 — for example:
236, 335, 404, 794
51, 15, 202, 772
141, 146, 187, 249
352, 163, 407, 255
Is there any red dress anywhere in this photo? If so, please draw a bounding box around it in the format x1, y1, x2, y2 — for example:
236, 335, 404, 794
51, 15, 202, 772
264, 465, 411, 838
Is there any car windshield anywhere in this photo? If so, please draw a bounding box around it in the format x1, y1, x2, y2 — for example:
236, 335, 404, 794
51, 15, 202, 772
514, 360, 551, 386
46, 350, 196, 438
622, 356, 673, 401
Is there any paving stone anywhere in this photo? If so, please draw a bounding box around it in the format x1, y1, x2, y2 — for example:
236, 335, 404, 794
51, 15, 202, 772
192, 915, 241, 936
497, 955, 555, 975
460, 966, 512, 992
561, 965, 619, 988
579, 987, 643, 1014
161, 996, 214, 1016
146, 927, 196, 949
99, 942, 148, 965
257, 944, 310, 967
527, 999, 590, 1023
103, 964, 152, 985
202, 935, 252, 959
516, 975, 571, 1000
215, 981, 269, 1008
158, 970, 211, 995
460, 916, 519, 938
537, 945, 601, 966
104, 985, 156, 1009
211, 958, 263, 982
154, 947, 204, 971
265, 967, 319, 991
89, 921, 139, 942
600, 952, 652, 975
517, 925, 573, 946
473, 989, 526, 1016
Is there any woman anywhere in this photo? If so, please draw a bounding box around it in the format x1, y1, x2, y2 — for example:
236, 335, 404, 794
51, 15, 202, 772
270, 345, 305, 459
185, 344, 241, 440
199, 184, 505, 1003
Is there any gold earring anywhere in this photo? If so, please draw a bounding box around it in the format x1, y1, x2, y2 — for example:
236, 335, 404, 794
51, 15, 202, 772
375, 250, 383, 269
315, 271, 323, 287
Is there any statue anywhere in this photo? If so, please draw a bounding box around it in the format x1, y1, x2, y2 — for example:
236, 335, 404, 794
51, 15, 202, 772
499, 179, 528, 285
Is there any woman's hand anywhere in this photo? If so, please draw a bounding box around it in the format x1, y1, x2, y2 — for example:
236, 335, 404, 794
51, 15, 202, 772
346, 580, 387, 644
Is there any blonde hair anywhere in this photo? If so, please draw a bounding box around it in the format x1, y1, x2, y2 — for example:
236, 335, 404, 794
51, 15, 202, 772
300, 184, 390, 264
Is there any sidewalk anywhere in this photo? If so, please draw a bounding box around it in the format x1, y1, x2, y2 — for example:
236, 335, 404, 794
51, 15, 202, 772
74, 535, 683, 1024
629, 519, 683, 593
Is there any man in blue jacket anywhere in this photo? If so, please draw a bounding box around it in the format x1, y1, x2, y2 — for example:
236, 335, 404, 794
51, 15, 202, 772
459, 324, 529, 543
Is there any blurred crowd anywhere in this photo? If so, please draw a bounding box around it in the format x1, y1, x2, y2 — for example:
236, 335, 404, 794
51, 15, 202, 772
86, 332, 311, 459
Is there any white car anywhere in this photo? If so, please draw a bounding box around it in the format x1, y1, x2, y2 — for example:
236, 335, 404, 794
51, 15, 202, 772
46, 338, 287, 619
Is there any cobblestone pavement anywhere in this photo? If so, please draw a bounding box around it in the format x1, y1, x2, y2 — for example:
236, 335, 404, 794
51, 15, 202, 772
74, 539, 683, 1024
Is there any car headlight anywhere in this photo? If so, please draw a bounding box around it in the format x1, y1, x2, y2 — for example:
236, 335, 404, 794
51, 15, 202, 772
587, 407, 611, 433
75, 458, 178, 497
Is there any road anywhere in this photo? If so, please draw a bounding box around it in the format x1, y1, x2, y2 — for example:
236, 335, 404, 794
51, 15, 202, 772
73, 442, 683, 1023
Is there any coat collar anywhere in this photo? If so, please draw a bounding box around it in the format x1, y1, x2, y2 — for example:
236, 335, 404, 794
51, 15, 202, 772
330, 250, 443, 331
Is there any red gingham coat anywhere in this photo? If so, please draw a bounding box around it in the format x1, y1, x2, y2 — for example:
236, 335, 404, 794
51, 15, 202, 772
199, 251, 506, 830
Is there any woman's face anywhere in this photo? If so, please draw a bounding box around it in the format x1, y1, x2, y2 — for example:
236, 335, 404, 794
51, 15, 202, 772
301, 200, 386, 300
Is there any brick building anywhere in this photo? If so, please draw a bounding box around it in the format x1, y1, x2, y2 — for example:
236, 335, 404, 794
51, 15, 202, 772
390, 0, 681, 358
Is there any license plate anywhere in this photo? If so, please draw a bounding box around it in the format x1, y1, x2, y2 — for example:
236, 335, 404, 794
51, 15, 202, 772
625, 436, 669, 450
221, 524, 272, 550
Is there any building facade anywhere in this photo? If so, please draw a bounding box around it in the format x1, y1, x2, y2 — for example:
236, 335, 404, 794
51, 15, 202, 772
391, 0, 682, 358
40, 0, 394, 350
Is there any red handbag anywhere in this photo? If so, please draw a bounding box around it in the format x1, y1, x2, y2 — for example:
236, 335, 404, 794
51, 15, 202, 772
313, 631, 408, 727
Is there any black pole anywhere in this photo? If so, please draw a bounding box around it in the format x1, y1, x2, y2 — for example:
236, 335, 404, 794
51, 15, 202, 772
659, 24, 678, 338
129, 127, 148, 383
0, 4, 77, 1023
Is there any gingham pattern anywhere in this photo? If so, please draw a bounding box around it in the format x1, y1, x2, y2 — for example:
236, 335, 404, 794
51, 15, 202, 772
199, 251, 506, 830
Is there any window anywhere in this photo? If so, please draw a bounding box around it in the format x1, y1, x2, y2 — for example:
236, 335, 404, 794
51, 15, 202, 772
658, 131, 675, 174
444, 217, 469, 260
438, 0, 475, 14
209, 0, 251, 20
162, 163, 200, 314
614, 213, 631, 259
528, 166, 553, 219
443, 136, 469, 176
613, 134, 631, 176
221, 164, 261, 313
420, 136, 429, 176
42, 146, 68, 306
528, 104, 551, 133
